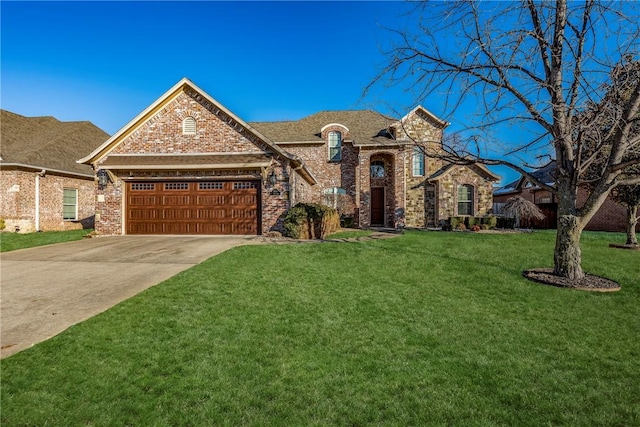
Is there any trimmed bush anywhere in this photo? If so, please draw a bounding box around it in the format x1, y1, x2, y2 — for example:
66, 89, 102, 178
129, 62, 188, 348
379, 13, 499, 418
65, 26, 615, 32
467, 217, 481, 228
497, 217, 516, 229
481, 215, 498, 229
0, 218, 5, 231
449, 216, 465, 230
283, 203, 340, 239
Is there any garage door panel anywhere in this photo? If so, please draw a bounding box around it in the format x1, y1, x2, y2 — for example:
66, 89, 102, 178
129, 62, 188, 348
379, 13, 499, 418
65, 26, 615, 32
126, 181, 259, 235
162, 208, 192, 220
129, 208, 159, 220
197, 195, 227, 205
196, 208, 226, 219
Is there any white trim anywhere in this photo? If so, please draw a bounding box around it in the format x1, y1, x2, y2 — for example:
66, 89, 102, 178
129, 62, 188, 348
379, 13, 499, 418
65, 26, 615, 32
412, 146, 425, 177
320, 123, 349, 133
0, 163, 94, 179
103, 151, 268, 157
101, 163, 271, 170
63, 188, 79, 221
327, 131, 342, 161
182, 116, 196, 134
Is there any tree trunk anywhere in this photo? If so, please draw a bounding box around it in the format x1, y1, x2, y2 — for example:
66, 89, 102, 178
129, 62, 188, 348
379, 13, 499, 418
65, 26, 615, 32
554, 214, 585, 281
626, 204, 639, 246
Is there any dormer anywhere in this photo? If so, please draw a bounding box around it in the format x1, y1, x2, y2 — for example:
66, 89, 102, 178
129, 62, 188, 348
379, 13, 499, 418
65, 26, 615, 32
321, 123, 349, 162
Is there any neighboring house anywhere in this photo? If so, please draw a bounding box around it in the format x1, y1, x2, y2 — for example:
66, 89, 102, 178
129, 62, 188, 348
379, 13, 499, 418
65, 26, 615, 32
0, 110, 109, 233
79, 78, 498, 235
493, 161, 635, 232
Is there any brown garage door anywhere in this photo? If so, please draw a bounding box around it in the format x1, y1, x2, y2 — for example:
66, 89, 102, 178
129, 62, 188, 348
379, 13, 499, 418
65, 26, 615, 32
126, 181, 260, 235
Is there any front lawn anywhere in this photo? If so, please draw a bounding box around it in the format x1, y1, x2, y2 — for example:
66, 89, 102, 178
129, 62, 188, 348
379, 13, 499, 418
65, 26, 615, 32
0, 229, 92, 252
2, 230, 638, 426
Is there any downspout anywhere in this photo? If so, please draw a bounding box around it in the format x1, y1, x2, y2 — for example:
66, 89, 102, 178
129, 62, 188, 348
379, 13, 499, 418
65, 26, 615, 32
35, 169, 46, 231
291, 163, 303, 205
403, 149, 407, 229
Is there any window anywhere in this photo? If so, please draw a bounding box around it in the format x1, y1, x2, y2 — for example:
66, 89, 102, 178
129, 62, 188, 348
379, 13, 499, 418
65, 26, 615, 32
458, 184, 474, 216
165, 182, 189, 190
412, 146, 425, 176
370, 160, 385, 178
328, 131, 342, 161
323, 187, 346, 209
183, 117, 196, 135
63, 188, 78, 220
131, 183, 155, 191
233, 182, 258, 189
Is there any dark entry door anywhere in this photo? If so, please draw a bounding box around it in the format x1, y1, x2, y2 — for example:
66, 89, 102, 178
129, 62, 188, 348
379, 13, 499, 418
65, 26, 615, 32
371, 187, 385, 226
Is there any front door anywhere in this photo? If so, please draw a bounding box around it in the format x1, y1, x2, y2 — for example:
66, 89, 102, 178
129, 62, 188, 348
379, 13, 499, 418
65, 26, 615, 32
371, 187, 385, 226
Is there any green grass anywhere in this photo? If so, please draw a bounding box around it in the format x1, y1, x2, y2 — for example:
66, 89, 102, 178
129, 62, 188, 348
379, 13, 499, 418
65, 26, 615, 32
325, 229, 373, 239
2, 230, 639, 426
0, 229, 92, 252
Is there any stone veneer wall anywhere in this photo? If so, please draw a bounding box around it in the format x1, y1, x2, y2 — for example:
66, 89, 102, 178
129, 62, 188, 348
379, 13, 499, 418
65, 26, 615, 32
94, 89, 292, 235
0, 169, 94, 233
435, 166, 494, 221
394, 109, 446, 228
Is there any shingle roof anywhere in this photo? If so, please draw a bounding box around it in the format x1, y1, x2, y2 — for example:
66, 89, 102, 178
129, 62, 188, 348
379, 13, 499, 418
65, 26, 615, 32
493, 161, 557, 194
0, 109, 110, 176
250, 110, 397, 146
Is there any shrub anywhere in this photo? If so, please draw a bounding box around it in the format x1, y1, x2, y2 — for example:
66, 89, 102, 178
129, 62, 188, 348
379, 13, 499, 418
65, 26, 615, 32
481, 215, 498, 229
497, 217, 516, 229
455, 222, 467, 231
0, 218, 5, 231
450, 216, 465, 230
467, 217, 481, 228
283, 203, 340, 239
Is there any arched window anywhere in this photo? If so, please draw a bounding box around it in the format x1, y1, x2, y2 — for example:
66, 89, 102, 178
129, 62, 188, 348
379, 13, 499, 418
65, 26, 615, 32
412, 146, 425, 176
182, 117, 196, 135
370, 160, 385, 178
328, 131, 342, 161
458, 184, 474, 216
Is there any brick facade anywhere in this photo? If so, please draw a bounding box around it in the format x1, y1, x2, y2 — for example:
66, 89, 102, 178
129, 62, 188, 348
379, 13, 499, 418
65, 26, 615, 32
83, 79, 498, 235
493, 182, 636, 232
0, 168, 94, 233
93, 89, 293, 235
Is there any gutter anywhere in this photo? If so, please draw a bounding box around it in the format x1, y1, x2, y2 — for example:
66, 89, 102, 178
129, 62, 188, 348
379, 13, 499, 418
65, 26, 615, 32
0, 163, 94, 179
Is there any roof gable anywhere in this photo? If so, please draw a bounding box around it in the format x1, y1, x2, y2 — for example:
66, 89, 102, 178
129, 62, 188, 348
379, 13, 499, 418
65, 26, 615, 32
428, 162, 500, 182
78, 78, 317, 185
79, 78, 291, 165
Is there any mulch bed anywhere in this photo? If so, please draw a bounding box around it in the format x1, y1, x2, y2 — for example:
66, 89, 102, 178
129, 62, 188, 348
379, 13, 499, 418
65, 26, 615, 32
609, 243, 640, 250
523, 268, 621, 292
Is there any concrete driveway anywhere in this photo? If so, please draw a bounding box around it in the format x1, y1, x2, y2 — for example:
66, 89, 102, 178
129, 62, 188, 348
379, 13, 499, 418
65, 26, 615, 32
1, 235, 254, 359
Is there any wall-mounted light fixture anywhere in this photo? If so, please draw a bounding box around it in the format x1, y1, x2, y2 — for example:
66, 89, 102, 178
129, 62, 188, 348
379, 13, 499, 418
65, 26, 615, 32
268, 170, 277, 186
97, 169, 111, 190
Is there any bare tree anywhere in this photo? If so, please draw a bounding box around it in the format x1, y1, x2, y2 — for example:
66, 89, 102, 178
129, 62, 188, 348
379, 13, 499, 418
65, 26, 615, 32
368, 0, 640, 281
581, 59, 640, 246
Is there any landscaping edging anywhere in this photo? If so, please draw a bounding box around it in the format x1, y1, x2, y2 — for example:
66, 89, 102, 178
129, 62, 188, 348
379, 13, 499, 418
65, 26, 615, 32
523, 268, 621, 292
608, 243, 640, 250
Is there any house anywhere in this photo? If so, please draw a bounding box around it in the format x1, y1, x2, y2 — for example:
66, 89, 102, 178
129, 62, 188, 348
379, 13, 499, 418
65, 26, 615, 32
493, 161, 635, 232
0, 110, 109, 233
79, 78, 498, 235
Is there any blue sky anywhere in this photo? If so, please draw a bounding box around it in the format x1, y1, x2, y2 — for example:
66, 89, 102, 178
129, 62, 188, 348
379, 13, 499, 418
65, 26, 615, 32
1, 1, 517, 183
